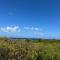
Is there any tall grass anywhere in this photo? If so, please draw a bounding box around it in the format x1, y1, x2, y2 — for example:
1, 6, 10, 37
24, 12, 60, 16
0, 38, 60, 60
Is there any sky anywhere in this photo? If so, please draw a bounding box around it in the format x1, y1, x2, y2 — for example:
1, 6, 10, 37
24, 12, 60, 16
0, 0, 60, 39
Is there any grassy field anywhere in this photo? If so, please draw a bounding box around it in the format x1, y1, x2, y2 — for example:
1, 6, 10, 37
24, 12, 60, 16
0, 37, 60, 60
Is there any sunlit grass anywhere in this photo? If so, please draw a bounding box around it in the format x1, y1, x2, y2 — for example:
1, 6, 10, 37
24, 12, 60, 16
0, 37, 60, 60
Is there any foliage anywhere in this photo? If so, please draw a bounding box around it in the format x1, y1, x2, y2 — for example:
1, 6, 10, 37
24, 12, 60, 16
0, 38, 60, 60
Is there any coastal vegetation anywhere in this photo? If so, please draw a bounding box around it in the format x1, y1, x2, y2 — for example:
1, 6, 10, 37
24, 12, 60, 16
0, 37, 60, 60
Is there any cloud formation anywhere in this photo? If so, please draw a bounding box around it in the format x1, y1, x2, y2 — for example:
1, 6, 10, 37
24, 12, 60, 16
0, 26, 44, 38
34, 31, 43, 36
0, 26, 20, 32
24, 26, 43, 37
24, 27, 40, 31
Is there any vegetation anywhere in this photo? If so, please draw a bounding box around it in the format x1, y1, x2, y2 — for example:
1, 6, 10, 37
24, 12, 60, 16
0, 37, 60, 60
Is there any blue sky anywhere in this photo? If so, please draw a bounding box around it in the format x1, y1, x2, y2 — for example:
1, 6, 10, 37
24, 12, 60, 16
0, 0, 60, 38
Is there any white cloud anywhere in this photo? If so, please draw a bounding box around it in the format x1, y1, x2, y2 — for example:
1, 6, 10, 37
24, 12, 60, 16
34, 31, 43, 36
0, 26, 44, 38
24, 27, 30, 30
24, 27, 40, 31
0, 26, 20, 32
24, 26, 43, 36
34, 27, 39, 31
